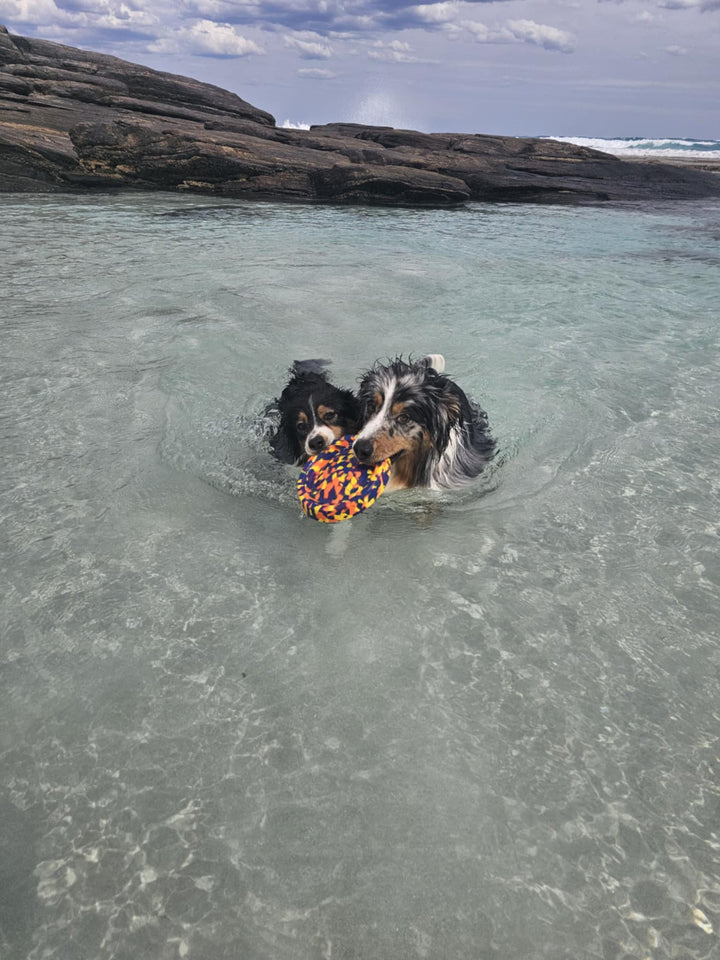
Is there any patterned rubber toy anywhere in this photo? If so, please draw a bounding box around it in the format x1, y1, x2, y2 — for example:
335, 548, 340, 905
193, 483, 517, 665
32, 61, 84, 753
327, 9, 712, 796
297, 435, 391, 523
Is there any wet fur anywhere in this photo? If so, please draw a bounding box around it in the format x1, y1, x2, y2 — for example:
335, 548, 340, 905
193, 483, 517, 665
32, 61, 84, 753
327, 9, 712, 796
353, 356, 495, 490
269, 360, 359, 465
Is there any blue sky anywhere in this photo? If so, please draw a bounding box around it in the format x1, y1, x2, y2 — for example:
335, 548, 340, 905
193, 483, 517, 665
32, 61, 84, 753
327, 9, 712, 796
1, 0, 718, 137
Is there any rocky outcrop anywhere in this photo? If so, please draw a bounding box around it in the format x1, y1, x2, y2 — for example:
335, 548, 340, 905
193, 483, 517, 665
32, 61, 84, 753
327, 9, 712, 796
2, 24, 719, 207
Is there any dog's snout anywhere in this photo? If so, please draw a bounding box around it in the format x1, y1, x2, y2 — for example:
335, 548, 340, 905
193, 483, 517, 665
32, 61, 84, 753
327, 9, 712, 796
308, 434, 326, 453
354, 438, 374, 462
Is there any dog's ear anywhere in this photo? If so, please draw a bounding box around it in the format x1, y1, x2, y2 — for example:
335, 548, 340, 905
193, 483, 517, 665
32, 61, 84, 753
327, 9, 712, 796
269, 423, 300, 464
415, 377, 463, 453
433, 380, 464, 445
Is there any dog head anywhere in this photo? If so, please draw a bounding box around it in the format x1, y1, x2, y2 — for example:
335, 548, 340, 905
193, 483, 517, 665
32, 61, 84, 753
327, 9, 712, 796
353, 356, 463, 472
271, 362, 359, 465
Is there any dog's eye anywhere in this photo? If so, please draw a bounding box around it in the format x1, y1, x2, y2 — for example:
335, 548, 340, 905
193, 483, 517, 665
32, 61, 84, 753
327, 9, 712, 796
323, 411, 338, 424
296, 421, 309, 435
396, 413, 413, 426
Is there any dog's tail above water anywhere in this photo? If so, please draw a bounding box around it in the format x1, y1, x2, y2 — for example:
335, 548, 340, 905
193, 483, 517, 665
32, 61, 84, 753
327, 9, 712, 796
290, 358, 332, 378
420, 354, 445, 374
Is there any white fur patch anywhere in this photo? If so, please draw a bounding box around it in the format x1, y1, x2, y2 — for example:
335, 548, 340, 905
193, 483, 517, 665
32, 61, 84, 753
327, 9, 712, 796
355, 378, 397, 440
305, 423, 336, 456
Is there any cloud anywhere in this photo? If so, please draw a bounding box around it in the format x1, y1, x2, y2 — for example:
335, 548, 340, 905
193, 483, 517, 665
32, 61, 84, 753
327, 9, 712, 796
297, 67, 336, 78
149, 19, 265, 56
0, 0, 158, 32
0, 0, 72, 22
284, 34, 333, 59
462, 20, 490, 41
405, 1, 463, 25
387, 9, 575, 53
0, 1, 582, 58
664, 43, 688, 53
368, 38, 420, 61
628, 10, 656, 23
180, 0, 349, 33
505, 19, 574, 52
174, 0, 509, 36
186, 19, 264, 57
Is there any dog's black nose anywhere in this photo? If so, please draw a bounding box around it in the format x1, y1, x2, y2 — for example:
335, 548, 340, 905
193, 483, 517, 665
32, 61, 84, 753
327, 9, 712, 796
308, 435, 326, 452
354, 438, 373, 461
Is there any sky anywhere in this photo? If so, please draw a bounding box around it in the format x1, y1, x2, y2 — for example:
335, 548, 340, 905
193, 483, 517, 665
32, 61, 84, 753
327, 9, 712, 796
1, 0, 718, 138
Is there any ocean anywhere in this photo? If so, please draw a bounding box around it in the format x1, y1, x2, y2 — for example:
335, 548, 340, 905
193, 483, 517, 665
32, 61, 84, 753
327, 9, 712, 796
545, 135, 720, 160
2, 191, 720, 960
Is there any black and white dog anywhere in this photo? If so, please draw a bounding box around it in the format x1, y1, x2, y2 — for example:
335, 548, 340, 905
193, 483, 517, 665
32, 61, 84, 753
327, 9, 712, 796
353, 354, 495, 490
269, 359, 359, 465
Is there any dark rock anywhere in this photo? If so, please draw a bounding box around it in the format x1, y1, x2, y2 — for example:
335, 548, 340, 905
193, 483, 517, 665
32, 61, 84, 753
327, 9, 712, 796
1, 23, 719, 207
309, 163, 471, 206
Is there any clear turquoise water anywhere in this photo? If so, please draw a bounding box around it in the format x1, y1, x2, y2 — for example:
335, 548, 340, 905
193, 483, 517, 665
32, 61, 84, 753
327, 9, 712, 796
1, 194, 719, 960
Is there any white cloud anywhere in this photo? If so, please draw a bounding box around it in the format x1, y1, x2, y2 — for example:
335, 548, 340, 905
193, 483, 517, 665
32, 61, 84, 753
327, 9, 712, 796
441, 15, 574, 51
92, 4, 159, 30
462, 20, 490, 42
0, 0, 158, 31
284, 35, 332, 59
407, 1, 462, 25
368, 39, 421, 62
664, 43, 688, 53
297, 67, 336, 78
506, 19, 575, 53
0, 0, 64, 23
152, 20, 264, 57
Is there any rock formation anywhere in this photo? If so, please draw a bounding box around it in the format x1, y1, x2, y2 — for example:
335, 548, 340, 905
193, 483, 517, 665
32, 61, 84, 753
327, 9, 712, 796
2, 24, 718, 207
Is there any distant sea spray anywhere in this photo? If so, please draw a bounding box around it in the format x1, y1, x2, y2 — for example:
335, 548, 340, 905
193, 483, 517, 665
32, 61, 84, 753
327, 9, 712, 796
545, 136, 720, 159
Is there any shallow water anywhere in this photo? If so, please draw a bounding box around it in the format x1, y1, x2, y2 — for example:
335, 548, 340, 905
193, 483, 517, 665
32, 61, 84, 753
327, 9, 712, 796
1, 193, 719, 960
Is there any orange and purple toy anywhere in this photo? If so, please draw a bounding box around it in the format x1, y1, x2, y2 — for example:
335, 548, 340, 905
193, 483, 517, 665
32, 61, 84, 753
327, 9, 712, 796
297, 435, 391, 523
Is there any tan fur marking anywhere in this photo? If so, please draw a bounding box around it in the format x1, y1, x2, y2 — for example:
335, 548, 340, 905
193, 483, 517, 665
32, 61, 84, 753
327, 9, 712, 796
386, 430, 433, 490
369, 434, 412, 462
390, 401, 407, 418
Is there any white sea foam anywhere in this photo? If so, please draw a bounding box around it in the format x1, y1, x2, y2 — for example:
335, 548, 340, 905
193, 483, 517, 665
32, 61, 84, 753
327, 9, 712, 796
544, 135, 720, 159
